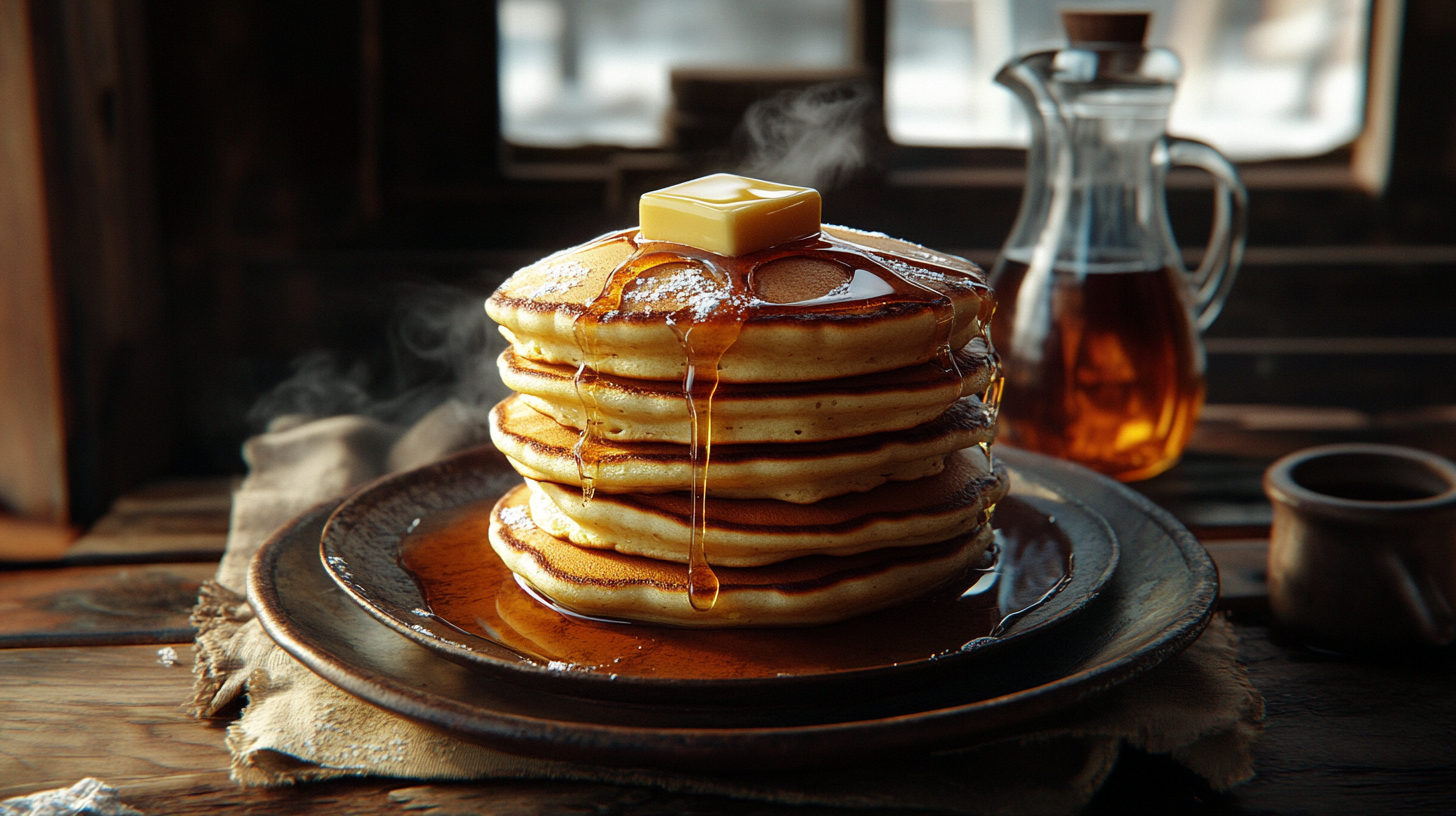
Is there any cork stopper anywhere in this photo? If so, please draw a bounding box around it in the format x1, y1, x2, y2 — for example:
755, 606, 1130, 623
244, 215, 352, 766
1061, 11, 1150, 46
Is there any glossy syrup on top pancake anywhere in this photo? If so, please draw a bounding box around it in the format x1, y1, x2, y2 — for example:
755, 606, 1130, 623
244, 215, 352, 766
569, 227, 1002, 613
400, 495, 1068, 679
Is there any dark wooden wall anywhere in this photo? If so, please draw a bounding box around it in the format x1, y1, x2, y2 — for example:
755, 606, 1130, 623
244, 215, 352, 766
25, 0, 170, 524
19, 0, 1456, 522
0, 0, 69, 524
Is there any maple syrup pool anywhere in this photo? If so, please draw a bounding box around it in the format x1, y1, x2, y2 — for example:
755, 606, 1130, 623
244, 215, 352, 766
396, 495, 1072, 681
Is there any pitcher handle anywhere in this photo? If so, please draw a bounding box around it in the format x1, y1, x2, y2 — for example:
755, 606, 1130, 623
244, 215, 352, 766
1166, 137, 1248, 332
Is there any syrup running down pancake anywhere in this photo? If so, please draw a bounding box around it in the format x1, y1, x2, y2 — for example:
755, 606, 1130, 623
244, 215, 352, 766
482, 174, 1004, 625
490, 393, 997, 503
500, 341, 996, 444
525, 450, 1009, 567
490, 486, 997, 628
486, 224, 995, 384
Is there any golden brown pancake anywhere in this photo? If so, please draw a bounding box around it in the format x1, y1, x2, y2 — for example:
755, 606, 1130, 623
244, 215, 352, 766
490, 485, 994, 627
482, 188, 1003, 628
490, 393, 998, 503
502, 340, 995, 444
526, 450, 1008, 566
485, 225, 993, 383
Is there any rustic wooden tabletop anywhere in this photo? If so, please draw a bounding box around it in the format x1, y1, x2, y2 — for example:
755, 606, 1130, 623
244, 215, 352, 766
2, 444, 1454, 815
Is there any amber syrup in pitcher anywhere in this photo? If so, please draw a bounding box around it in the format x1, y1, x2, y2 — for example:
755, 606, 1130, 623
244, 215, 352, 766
987, 16, 1248, 481
991, 258, 1204, 482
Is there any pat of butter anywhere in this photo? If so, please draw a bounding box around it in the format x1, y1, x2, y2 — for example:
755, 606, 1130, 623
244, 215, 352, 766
639, 174, 821, 257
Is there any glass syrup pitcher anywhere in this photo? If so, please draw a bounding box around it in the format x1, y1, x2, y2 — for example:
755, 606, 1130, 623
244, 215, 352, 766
989, 12, 1247, 482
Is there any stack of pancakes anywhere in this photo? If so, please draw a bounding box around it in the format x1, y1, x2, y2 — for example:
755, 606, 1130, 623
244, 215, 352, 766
485, 223, 1006, 627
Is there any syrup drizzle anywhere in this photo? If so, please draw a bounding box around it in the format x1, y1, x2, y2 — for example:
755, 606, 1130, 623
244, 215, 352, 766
569, 228, 996, 612
669, 318, 732, 610
398, 495, 1073, 679
975, 294, 1005, 476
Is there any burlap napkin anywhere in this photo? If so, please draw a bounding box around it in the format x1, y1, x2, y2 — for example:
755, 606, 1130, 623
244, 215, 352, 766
190, 403, 1264, 815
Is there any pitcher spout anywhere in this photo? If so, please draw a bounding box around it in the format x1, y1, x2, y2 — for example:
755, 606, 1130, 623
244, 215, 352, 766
994, 52, 1065, 159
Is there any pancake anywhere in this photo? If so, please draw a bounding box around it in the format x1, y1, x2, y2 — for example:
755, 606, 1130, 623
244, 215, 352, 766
490, 485, 995, 627
526, 450, 1008, 566
485, 225, 994, 384
502, 340, 995, 444
490, 393, 998, 503
480, 175, 1005, 628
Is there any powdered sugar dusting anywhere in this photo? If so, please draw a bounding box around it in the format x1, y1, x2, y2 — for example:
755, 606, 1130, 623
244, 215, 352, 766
517, 259, 591, 299
822, 276, 854, 298
877, 254, 964, 287
499, 505, 531, 530
621, 265, 757, 320
831, 223, 979, 282
831, 224, 890, 240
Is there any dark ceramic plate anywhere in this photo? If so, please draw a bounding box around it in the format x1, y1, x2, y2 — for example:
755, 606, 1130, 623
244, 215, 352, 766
317, 446, 1119, 703
249, 447, 1217, 771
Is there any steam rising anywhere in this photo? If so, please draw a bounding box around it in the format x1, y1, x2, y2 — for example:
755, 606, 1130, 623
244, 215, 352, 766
247, 285, 509, 432
248, 83, 878, 443
734, 81, 876, 190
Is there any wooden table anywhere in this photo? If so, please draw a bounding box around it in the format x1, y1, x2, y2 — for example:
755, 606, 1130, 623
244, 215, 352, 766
3, 447, 1454, 815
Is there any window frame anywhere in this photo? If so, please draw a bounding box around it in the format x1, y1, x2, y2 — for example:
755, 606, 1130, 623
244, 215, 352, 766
495, 0, 1402, 198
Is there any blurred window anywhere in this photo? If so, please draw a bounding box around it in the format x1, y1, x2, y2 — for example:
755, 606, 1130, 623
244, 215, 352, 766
498, 0, 854, 147
888, 0, 1371, 161
498, 0, 1371, 162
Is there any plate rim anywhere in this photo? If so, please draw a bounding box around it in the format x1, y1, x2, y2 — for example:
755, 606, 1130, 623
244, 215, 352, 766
248, 447, 1218, 770
316, 445, 1121, 699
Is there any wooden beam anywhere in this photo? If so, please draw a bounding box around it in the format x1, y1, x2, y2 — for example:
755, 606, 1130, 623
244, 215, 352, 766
28, 0, 175, 523
1353, 0, 1405, 195
0, 0, 69, 525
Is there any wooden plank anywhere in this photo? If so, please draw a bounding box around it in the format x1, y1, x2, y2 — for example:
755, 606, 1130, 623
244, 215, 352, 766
4, 628, 1454, 813
0, 645, 229, 797
1088, 621, 1456, 815
1131, 452, 1274, 537
0, 563, 212, 647
1190, 403, 1456, 461
123, 778, 864, 816
0, 515, 77, 563
0, 645, 868, 814
1204, 539, 1270, 613
384, 782, 881, 816
66, 478, 233, 563
110, 778, 875, 815
115, 778, 411, 815
1220, 622, 1456, 816
1352, 0, 1409, 194
0, 0, 69, 526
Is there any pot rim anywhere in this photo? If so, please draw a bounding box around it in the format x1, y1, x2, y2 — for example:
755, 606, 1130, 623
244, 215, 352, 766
1263, 443, 1456, 520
